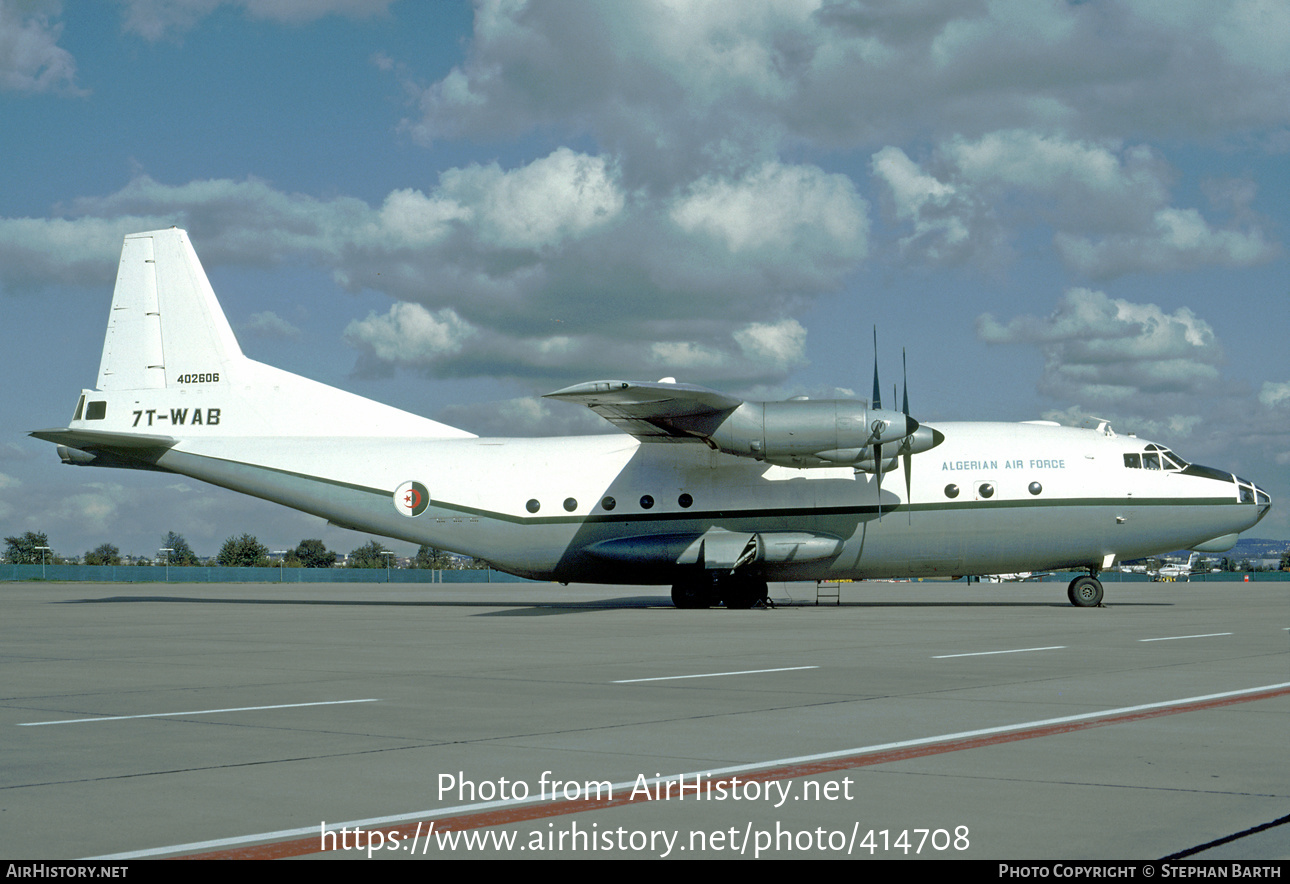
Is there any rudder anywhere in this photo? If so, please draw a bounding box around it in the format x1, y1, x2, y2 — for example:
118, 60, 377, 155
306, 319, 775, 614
97, 229, 244, 391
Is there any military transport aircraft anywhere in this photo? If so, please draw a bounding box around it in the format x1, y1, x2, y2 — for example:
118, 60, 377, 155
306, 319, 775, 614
32, 229, 1272, 608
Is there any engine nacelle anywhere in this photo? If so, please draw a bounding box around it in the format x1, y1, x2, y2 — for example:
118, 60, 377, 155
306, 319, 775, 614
707, 399, 924, 468
851, 425, 946, 473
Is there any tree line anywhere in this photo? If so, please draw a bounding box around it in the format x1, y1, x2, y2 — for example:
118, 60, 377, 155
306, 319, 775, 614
3, 530, 480, 569
9, 527, 1288, 572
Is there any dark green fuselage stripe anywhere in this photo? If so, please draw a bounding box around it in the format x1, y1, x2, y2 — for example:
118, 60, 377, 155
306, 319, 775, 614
173, 450, 1238, 527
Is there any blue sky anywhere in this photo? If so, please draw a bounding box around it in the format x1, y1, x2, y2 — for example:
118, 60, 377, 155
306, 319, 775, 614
2, 0, 1287, 560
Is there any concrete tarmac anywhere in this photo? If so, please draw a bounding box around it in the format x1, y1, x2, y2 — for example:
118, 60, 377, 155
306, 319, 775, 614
2, 578, 1286, 860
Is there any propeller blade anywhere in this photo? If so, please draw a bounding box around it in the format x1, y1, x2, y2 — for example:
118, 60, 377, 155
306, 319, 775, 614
902, 449, 913, 524
902, 348, 912, 523
871, 327, 881, 412
868, 327, 881, 519
873, 441, 883, 519
901, 348, 909, 417
874, 327, 884, 518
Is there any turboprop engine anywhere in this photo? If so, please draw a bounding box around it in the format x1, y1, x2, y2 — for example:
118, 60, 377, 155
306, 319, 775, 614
545, 333, 945, 499
705, 399, 941, 469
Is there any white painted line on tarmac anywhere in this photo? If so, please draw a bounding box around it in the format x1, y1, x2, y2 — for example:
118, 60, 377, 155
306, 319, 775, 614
1139, 633, 1233, 642
933, 646, 1065, 659
18, 698, 380, 726
613, 666, 818, 683
96, 680, 1290, 860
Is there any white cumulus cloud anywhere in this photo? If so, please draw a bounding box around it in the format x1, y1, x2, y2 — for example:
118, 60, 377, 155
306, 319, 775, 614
344, 303, 477, 365
438, 148, 625, 250
0, 0, 82, 94
116, 0, 397, 41
402, 0, 1290, 183
733, 318, 807, 372
977, 288, 1224, 405
872, 132, 1277, 277
671, 162, 867, 259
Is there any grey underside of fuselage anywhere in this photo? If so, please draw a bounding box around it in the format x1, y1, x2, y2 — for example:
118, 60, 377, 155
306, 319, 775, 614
153, 447, 1247, 584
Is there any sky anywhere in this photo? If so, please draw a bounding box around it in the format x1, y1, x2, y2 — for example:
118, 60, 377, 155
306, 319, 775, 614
1, 0, 1286, 561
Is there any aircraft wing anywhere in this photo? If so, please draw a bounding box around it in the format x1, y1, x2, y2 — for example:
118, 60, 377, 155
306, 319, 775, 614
545, 380, 743, 442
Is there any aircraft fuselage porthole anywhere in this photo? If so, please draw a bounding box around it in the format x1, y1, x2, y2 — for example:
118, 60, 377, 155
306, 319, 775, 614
563, 497, 577, 512
678, 493, 693, 508
1029, 482, 1043, 495
601, 496, 616, 511
944, 484, 959, 498
526, 499, 540, 513
640, 495, 654, 509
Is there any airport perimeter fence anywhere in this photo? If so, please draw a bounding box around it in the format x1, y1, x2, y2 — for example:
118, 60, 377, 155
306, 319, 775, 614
1126, 569, 1288, 583
968, 569, 1288, 584
2, 564, 1284, 584
0, 564, 538, 584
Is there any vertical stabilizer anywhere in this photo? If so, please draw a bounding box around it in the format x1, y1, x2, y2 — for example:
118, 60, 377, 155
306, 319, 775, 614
97, 229, 244, 391
74, 228, 473, 440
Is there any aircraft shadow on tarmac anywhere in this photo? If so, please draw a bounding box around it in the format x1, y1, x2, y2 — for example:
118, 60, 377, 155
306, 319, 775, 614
58, 595, 1174, 615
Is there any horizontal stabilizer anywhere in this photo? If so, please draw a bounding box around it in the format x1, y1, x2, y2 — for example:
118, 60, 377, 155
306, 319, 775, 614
30, 427, 178, 470
30, 427, 179, 452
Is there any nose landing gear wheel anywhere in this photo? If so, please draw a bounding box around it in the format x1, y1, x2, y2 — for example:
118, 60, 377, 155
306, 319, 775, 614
1067, 575, 1104, 607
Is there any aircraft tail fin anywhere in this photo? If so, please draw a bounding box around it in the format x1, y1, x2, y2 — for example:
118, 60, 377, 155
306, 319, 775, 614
97, 229, 243, 391
61, 228, 473, 442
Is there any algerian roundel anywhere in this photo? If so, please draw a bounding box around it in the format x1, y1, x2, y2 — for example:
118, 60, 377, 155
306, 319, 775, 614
393, 480, 430, 517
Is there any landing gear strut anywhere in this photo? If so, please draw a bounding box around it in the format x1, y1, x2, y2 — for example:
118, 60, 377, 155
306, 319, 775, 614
1067, 574, 1104, 607
721, 575, 769, 609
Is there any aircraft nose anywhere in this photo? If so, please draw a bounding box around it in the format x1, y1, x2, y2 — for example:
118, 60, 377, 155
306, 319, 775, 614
1236, 475, 1272, 525
1253, 481, 1271, 523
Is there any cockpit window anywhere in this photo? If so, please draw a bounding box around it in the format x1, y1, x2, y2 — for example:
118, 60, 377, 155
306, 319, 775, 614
1126, 447, 1191, 471
1182, 463, 1234, 482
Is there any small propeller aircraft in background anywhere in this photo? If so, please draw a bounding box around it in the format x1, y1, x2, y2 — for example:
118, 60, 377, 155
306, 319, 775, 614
33, 229, 1272, 608
1152, 552, 1204, 581
981, 572, 1053, 583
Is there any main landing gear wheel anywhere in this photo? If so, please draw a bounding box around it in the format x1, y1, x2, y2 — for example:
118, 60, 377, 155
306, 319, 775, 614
671, 574, 769, 609
671, 580, 711, 609
1067, 575, 1104, 607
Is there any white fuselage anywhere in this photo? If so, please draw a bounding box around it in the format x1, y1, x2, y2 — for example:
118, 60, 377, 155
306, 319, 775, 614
151, 419, 1265, 583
